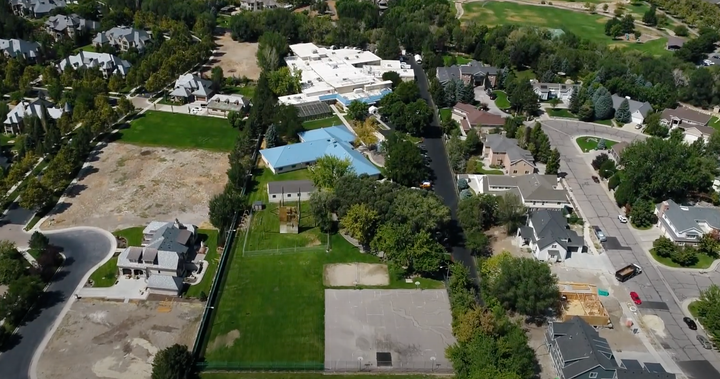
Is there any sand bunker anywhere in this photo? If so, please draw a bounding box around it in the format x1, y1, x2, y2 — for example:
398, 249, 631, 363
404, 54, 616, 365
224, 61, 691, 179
324, 263, 389, 286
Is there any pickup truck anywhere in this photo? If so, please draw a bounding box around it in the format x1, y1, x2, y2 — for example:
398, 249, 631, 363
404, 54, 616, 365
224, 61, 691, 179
615, 263, 643, 282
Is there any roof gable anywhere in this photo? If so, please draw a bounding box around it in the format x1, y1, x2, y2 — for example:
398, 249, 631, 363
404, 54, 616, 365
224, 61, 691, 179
260, 139, 380, 176
298, 125, 355, 144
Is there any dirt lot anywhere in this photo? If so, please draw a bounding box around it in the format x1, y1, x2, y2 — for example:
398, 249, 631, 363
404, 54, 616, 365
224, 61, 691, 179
323, 263, 389, 286
37, 300, 202, 379
41, 143, 228, 232
208, 33, 261, 80
488, 226, 530, 258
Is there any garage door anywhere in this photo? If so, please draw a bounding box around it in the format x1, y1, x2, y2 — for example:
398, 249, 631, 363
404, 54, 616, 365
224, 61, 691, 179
631, 115, 643, 125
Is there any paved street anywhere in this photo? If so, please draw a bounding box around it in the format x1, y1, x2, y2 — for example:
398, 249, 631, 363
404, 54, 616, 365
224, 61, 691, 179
541, 119, 720, 378
408, 57, 479, 281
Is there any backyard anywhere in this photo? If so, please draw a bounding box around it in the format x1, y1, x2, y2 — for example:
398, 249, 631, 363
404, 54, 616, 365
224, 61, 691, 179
462, 2, 669, 56
302, 115, 342, 130
493, 90, 510, 109
442, 54, 472, 66
709, 116, 720, 132
576, 136, 618, 152
118, 111, 237, 152
222, 84, 256, 98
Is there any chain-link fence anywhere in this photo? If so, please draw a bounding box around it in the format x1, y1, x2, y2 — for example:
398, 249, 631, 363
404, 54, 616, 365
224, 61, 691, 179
197, 360, 453, 373
197, 362, 323, 372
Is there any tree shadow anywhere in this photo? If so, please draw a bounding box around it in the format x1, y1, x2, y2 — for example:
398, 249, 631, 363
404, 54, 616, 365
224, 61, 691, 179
49, 202, 72, 216
65, 184, 88, 198
19, 290, 66, 326
0, 332, 22, 352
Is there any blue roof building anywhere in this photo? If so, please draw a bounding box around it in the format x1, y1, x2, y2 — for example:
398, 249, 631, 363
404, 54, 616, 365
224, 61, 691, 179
298, 125, 355, 144
260, 127, 380, 177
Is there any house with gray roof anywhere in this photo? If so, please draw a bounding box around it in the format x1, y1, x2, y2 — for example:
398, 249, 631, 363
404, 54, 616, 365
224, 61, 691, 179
116, 220, 197, 296
611, 95, 653, 125
531, 80, 580, 105
0, 38, 41, 61
10, 0, 66, 18
267, 180, 315, 203
519, 209, 583, 261
483, 134, 536, 175
4, 98, 64, 134
58, 51, 132, 78
655, 200, 720, 245
93, 26, 151, 52
436, 60, 499, 88
44, 14, 100, 41
547, 316, 676, 379
169, 73, 214, 103
239, 0, 281, 11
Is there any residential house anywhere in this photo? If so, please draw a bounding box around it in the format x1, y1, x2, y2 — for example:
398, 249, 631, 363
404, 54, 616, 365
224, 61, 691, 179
169, 74, 214, 103
518, 209, 583, 261
655, 200, 720, 245
483, 134, 536, 175
661, 107, 712, 128
207, 94, 251, 117
436, 60, 499, 88
260, 126, 380, 177
530, 80, 579, 104
611, 95, 653, 124
298, 125, 355, 143
116, 220, 198, 296
239, 0, 280, 11
267, 180, 315, 203
666, 36, 685, 51
0, 38, 41, 61
546, 316, 675, 379
93, 26, 151, 52
452, 103, 506, 135
3, 98, 64, 134
682, 125, 716, 144
609, 141, 629, 163
10, 0, 66, 18
58, 51, 132, 78
44, 14, 100, 41
468, 174, 571, 210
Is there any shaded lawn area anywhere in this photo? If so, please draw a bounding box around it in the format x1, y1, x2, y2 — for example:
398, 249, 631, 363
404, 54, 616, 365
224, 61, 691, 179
594, 118, 614, 126
709, 116, 720, 132
576, 136, 617, 152
222, 84, 256, 98
89, 256, 119, 287
493, 90, 510, 109
186, 229, 219, 298
202, 374, 441, 379
462, 2, 669, 56
650, 249, 716, 269
114, 226, 144, 246
118, 111, 237, 152
0, 134, 15, 149
302, 115, 342, 130
688, 300, 700, 318
442, 54, 472, 66
439, 107, 452, 121
545, 108, 576, 118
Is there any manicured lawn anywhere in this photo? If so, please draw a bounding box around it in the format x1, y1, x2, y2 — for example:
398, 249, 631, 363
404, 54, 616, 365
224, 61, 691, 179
594, 118, 614, 126
462, 2, 669, 56
650, 249, 716, 269
576, 136, 617, 152
118, 111, 237, 152
113, 226, 144, 246
302, 115, 342, 130
493, 90, 510, 109
243, 201, 326, 254
545, 108, 576, 118
202, 374, 440, 379
89, 256, 119, 287
186, 229, 219, 298
688, 300, 700, 318
515, 69, 537, 82
0, 134, 15, 149
442, 54, 472, 66
439, 107, 452, 121
222, 84, 256, 98
709, 116, 720, 132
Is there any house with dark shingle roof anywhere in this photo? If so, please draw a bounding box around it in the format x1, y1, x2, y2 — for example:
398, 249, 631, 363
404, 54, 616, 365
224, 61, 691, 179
44, 14, 100, 41
93, 26, 151, 52
519, 209, 583, 261
452, 103, 507, 135
436, 60, 499, 88
480, 174, 571, 209
10, 0, 66, 18
655, 200, 720, 245
483, 134, 536, 175
547, 317, 676, 379
0, 38, 41, 61
611, 95, 653, 125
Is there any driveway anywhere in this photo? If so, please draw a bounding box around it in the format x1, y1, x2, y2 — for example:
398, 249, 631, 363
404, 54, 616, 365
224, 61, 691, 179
0, 200, 36, 248
474, 87, 510, 117
541, 119, 720, 378
0, 212, 114, 379
408, 56, 479, 281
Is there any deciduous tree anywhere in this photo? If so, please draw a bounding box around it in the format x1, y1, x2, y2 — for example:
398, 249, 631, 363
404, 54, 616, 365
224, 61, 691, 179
308, 155, 356, 190
340, 203, 379, 246
629, 198, 657, 228
696, 284, 720, 345
497, 192, 527, 233
151, 344, 194, 379
346, 100, 369, 121
0, 275, 44, 325
545, 148, 561, 175
309, 191, 339, 233
491, 256, 560, 318
0, 242, 25, 285
208, 186, 245, 231
19, 177, 49, 210
384, 133, 427, 187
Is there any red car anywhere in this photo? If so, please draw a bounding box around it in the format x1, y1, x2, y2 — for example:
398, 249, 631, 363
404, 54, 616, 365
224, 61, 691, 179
630, 291, 642, 305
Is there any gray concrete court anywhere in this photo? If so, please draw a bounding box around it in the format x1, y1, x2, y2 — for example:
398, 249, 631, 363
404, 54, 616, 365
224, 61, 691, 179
324, 289, 455, 373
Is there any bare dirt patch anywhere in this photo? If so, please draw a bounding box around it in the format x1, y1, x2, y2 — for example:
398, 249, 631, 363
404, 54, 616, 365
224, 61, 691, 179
41, 143, 228, 232
323, 263, 389, 286
488, 226, 529, 258
206, 329, 240, 353
209, 33, 261, 80
37, 300, 203, 379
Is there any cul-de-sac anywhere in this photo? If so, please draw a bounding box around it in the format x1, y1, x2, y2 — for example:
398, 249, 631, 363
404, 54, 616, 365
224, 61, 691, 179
1, 0, 720, 379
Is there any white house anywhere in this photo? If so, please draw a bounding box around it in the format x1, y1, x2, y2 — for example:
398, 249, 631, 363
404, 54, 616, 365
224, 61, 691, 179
517, 210, 585, 262
458, 174, 571, 210
267, 180, 315, 204
611, 95, 653, 125
655, 200, 720, 245
58, 51, 132, 78
530, 80, 579, 104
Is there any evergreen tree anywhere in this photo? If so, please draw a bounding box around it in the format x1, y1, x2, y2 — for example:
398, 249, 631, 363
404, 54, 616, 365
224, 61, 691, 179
614, 99, 631, 123
429, 77, 445, 107
568, 87, 584, 114
594, 91, 614, 120
459, 81, 475, 104
444, 80, 457, 106
578, 100, 595, 121
376, 32, 401, 60
545, 148, 561, 175
642, 5, 657, 26
265, 124, 279, 148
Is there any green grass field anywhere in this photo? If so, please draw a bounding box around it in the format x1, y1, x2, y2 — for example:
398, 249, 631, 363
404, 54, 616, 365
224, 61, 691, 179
709, 116, 720, 132
186, 229, 219, 298
119, 111, 237, 152
493, 90, 510, 109
302, 115, 342, 130
243, 202, 326, 254
89, 257, 118, 287
576, 136, 617, 152
442, 54, 472, 66
222, 84, 256, 98
546, 108, 577, 118
650, 249, 716, 269
114, 226, 144, 246
202, 374, 440, 379
462, 2, 668, 56
689, 300, 700, 318
439, 108, 452, 121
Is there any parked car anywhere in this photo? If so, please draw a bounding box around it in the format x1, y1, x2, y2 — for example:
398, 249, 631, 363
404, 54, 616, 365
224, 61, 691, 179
618, 215, 628, 223
697, 335, 713, 350
593, 226, 607, 242
683, 317, 698, 330
630, 291, 642, 305
190, 106, 202, 114
635, 124, 643, 130
592, 175, 600, 183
